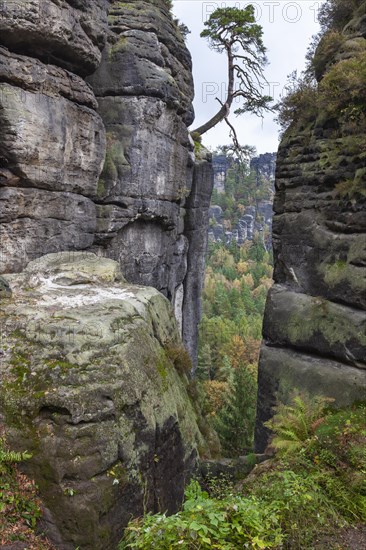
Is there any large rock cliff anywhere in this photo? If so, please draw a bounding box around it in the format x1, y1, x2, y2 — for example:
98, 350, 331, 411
0, 0, 213, 365
0, 0, 109, 272
0, 0, 214, 547
255, 2, 366, 451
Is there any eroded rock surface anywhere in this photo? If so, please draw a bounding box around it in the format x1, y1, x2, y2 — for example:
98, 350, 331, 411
0, 37, 107, 271
0, 0, 109, 75
255, 3, 366, 451
0, 253, 208, 549
0, 0, 213, 364
0, 2, 215, 546
86, 0, 212, 349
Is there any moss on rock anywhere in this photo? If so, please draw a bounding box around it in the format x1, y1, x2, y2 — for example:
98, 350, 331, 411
0, 253, 210, 549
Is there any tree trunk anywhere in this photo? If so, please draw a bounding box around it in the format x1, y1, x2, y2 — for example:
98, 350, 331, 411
192, 48, 235, 136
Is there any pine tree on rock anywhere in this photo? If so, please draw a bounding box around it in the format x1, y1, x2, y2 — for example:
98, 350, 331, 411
193, 6, 272, 145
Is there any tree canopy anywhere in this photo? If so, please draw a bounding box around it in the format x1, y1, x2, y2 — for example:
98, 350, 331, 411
192, 6, 272, 141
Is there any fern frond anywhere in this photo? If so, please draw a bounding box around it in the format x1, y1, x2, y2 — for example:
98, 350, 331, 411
264, 392, 333, 457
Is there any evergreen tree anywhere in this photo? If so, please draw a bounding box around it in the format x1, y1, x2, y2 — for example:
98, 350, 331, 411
215, 366, 257, 456
197, 344, 213, 380
192, 6, 271, 139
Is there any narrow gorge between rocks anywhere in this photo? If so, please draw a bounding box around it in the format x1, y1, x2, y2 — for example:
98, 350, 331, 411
0, 1, 365, 549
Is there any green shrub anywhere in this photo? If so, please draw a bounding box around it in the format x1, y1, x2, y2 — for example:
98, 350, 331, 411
318, 53, 366, 116
120, 480, 283, 549
120, 399, 366, 550
312, 30, 344, 80
264, 393, 333, 456
335, 172, 366, 199
247, 467, 340, 548
165, 343, 193, 377
275, 72, 317, 133
309, 405, 366, 521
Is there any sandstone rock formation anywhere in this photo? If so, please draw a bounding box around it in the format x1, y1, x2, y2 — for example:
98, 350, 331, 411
208, 153, 275, 248
0, 0, 213, 365
86, 0, 212, 359
0, 253, 208, 549
0, 0, 109, 272
0, 1, 214, 546
255, 2, 366, 451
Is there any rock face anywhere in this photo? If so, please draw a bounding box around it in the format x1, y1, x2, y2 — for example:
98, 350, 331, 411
86, 0, 212, 358
0, 253, 208, 549
0, 0, 108, 272
0, 0, 214, 546
0, 0, 109, 75
255, 3, 366, 451
0, 0, 213, 365
183, 150, 214, 364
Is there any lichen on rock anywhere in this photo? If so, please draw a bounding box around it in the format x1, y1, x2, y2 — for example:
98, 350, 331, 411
0, 253, 210, 549
255, 2, 366, 452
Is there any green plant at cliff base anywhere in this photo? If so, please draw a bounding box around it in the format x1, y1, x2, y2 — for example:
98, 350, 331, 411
120, 397, 366, 549
120, 479, 283, 549
264, 393, 334, 456
0, 430, 54, 548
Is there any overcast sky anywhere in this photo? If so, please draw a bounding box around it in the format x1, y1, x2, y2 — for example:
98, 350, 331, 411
172, 0, 325, 154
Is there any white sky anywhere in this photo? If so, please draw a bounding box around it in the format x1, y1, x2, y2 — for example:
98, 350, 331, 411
172, 0, 325, 154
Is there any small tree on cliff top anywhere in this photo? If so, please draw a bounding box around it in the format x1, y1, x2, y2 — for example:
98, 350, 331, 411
192, 6, 272, 148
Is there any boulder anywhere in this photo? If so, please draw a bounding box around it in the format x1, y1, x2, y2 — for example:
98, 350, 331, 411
0, 253, 208, 549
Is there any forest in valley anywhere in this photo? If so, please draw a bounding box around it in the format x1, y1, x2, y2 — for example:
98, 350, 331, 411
197, 238, 272, 455
197, 148, 274, 456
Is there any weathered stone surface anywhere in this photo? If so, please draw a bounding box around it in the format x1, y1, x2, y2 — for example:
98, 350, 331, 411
263, 286, 366, 368
89, 92, 195, 313
272, 191, 366, 309
0, 187, 96, 272
85, 0, 212, 360
97, 220, 188, 298
0, 47, 106, 274
0, 0, 213, 379
0, 0, 110, 75
88, 0, 194, 121
255, 5, 366, 452
0, 46, 98, 108
0, 82, 105, 196
0, 2, 215, 547
0, 253, 208, 549
94, 96, 194, 203
0, 274, 11, 299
